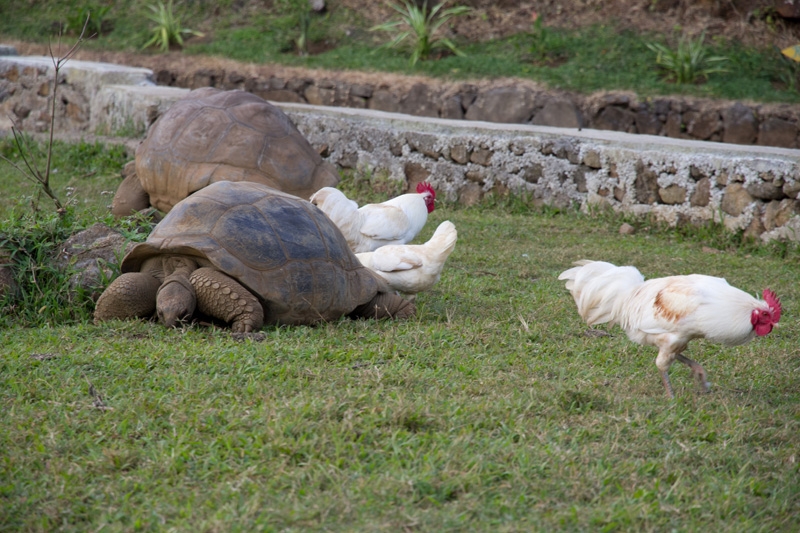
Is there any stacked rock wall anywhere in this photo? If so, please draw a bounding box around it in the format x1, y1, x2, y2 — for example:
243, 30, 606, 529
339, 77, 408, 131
282, 105, 800, 242
1, 54, 799, 241
158, 66, 800, 149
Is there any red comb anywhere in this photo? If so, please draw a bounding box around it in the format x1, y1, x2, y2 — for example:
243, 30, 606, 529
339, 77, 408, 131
763, 289, 781, 323
416, 181, 435, 197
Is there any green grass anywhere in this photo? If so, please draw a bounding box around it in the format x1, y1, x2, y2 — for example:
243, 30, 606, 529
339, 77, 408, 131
0, 2, 798, 103
1, 143, 800, 530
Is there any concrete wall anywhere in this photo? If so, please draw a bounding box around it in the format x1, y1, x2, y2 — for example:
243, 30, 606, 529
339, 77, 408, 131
1, 54, 799, 242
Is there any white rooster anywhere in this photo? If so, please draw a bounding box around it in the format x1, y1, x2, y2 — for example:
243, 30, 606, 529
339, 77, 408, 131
356, 221, 457, 296
558, 260, 782, 398
309, 182, 436, 253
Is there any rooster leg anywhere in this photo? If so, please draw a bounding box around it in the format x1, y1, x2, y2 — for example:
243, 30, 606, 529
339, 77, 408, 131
659, 371, 675, 399
675, 354, 710, 393
655, 346, 679, 399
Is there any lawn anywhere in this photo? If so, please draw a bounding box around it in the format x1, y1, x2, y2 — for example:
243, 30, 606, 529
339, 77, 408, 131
1, 141, 799, 530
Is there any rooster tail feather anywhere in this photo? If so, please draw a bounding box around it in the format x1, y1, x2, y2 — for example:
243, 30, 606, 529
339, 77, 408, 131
559, 260, 644, 326
426, 221, 458, 260
310, 187, 359, 228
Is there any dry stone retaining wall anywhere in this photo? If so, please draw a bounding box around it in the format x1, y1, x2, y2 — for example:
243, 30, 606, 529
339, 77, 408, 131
157, 64, 800, 150
1, 53, 799, 242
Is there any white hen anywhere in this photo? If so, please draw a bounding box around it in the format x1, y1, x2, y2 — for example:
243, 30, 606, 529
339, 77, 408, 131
310, 182, 436, 253
356, 220, 457, 295
558, 260, 782, 398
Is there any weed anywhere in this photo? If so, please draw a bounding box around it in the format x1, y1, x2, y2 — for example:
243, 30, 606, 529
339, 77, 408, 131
371, 0, 471, 65
527, 13, 570, 65
0, 20, 91, 213
65, 3, 112, 37
646, 31, 728, 84
142, 0, 203, 52
276, 0, 314, 55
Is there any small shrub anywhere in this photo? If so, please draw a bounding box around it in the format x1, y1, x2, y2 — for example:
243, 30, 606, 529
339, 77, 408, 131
371, 0, 471, 65
528, 13, 570, 65
646, 31, 728, 84
142, 0, 203, 52
65, 4, 112, 37
276, 0, 314, 56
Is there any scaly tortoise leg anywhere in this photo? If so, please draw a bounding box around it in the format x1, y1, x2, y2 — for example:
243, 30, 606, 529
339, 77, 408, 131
94, 272, 161, 323
350, 292, 416, 320
189, 268, 264, 333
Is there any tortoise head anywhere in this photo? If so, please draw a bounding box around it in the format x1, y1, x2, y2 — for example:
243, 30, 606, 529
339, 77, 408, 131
155, 257, 199, 328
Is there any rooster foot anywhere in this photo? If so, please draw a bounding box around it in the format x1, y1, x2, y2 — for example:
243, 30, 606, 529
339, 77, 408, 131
676, 354, 710, 393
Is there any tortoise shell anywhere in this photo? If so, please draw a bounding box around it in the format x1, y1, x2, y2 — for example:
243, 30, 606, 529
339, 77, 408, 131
121, 181, 386, 325
135, 87, 339, 212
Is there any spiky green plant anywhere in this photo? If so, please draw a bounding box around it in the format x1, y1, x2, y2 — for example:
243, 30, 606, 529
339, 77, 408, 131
142, 0, 203, 52
277, 0, 313, 55
646, 31, 728, 84
371, 0, 471, 65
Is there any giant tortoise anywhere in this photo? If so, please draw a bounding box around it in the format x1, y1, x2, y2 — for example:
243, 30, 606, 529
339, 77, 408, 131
111, 87, 339, 216
95, 181, 416, 331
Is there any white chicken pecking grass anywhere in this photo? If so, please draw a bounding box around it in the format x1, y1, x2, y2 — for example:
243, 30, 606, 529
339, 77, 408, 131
558, 260, 782, 398
356, 220, 457, 297
309, 182, 436, 253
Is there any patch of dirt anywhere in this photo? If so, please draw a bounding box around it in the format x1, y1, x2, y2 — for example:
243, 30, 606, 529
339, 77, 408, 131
7, 0, 799, 97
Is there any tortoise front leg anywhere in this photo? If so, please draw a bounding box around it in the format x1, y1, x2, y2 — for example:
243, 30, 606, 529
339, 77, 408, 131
189, 268, 264, 333
94, 272, 161, 323
350, 292, 416, 320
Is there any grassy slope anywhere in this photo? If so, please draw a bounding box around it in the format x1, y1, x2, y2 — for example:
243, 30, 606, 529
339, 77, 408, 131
0, 1, 798, 103
2, 190, 799, 530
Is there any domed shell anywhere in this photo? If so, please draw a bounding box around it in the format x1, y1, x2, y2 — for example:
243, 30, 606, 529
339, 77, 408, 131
121, 181, 385, 325
135, 87, 340, 213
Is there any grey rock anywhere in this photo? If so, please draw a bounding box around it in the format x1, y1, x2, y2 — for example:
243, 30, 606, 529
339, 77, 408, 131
746, 180, 785, 201
449, 143, 470, 164
465, 86, 535, 123
522, 163, 543, 184
690, 178, 711, 207
658, 184, 687, 204
635, 110, 661, 135
406, 132, 441, 159
368, 89, 400, 113
350, 83, 374, 98
458, 182, 483, 206
55, 223, 135, 301
594, 105, 635, 132
722, 102, 758, 145
399, 83, 439, 118
757, 117, 797, 148
720, 183, 754, 216
531, 98, 583, 129
403, 162, 430, 189
687, 110, 721, 140
634, 160, 660, 204
765, 199, 800, 230
441, 94, 464, 120
582, 150, 602, 169
469, 147, 493, 166
783, 180, 800, 199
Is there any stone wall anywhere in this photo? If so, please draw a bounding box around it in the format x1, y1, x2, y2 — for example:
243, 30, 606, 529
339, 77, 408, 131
155, 64, 800, 150
282, 104, 800, 242
1, 54, 799, 242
